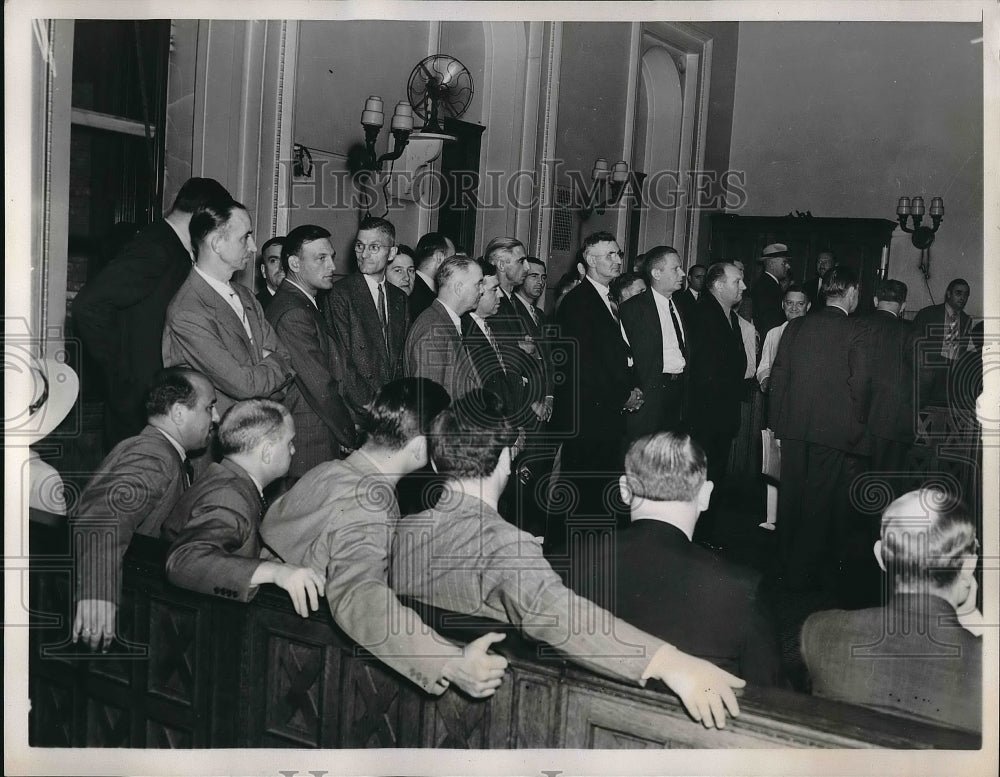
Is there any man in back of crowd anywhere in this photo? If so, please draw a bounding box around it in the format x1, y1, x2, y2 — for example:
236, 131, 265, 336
255, 236, 285, 311
392, 390, 746, 729
750, 243, 791, 339
73, 177, 233, 446
261, 378, 509, 698
409, 231, 456, 321
803, 250, 837, 311
164, 400, 325, 618
385, 244, 416, 296
912, 277, 974, 407
72, 367, 218, 651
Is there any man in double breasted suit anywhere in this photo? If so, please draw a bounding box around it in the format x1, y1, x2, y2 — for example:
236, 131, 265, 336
404, 256, 483, 400
71, 367, 218, 651
323, 216, 409, 426
266, 225, 357, 478
164, 400, 324, 617
73, 177, 233, 445
162, 200, 294, 418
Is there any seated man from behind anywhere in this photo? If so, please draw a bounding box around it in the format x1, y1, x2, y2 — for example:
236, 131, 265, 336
72, 366, 218, 651
800, 487, 982, 732
606, 432, 782, 686
392, 390, 746, 729
261, 378, 509, 699
164, 399, 324, 618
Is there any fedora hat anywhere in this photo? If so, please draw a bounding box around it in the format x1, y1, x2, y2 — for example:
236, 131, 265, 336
760, 243, 790, 259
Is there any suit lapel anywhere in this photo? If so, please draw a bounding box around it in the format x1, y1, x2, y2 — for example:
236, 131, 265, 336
190, 271, 256, 356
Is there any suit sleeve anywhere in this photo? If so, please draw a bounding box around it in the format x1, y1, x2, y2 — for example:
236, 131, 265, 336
557, 297, 633, 409
163, 308, 292, 401
166, 490, 262, 601
72, 240, 172, 374
739, 594, 784, 687
847, 319, 873, 426
74, 445, 182, 604
271, 304, 356, 449
484, 535, 667, 684
324, 288, 368, 416
767, 321, 795, 436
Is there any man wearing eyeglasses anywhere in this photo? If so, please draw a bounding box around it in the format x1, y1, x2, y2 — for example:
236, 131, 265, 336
323, 216, 410, 426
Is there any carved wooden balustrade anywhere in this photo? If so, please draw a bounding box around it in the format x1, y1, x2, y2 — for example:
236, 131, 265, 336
27, 525, 980, 750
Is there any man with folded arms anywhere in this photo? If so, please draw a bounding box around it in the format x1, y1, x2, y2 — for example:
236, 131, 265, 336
393, 390, 745, 728
260, 378, 508, 698
164, 399, 324, 617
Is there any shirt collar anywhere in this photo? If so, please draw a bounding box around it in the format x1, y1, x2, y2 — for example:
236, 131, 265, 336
437, 299, 463, 332
586, 276, 611, 298
828, 301, 851, 316
194, 265, 236, 299
362, 272, 386, 292
286, 278, 318, 307
156, 427, 187, 460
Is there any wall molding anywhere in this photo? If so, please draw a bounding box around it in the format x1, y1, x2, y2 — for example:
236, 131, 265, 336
533, 22, 562, 262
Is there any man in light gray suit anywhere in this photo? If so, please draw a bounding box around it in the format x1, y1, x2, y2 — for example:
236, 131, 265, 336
403, 255, 483, 400
393, 390, 746, 729
162, 199, 293, 417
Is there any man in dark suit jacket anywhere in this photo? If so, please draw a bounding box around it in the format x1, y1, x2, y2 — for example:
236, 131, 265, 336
749, 243, 791, 339
673, 263, 706, 319
685, 262, 747, 542
404, 256, 483, 399
164, 399, 324, 618
255, 236, 285, 311
409, 232, 455, 322
462, 261, 521, 415
802, 250, 836, 312
852, 279, 917, 480
912, 277, 974, 407
71, 367, 218, 651
586, 432, 782, 686
553, 232, 643, 533
72, 177, 233, 446
266, 225, 357, 479
769, 266, 870, 593
162, 200, 294, 418
801, 488, 982, 733
323, 217, 409, 427
620, 246, 690, 441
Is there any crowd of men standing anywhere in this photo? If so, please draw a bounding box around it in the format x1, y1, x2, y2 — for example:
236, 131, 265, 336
63, 176, 982, 733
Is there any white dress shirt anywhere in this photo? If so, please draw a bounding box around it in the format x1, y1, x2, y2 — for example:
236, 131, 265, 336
651, 288, 686, 374
194, 266, 254, 342
362, 272, 389, 326
756, 321, 789, 384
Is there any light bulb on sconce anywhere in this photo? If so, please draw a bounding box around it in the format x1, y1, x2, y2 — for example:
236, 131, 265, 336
360, 95, 414, 174
584, 158, 644, 217
896, 194, 944, 249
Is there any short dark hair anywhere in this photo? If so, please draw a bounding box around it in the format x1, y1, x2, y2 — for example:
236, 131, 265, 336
360, 378, 451, 450
259, 236, 285, 266
475, 257, 497, 280
189, 200, 248, 257
414, 232, 453, 268
704, 262, 735, 291
784, 282, 807, 297
876, 278, 908, 304
435, 255, 474, 291
581, 231, 617, 256
609, 271, 644, 304
821, 265, 859, 299
644, 245, 680, 277
687, 263, 707, 278
145, 366, 203, 418
525, 256, 546, 271
625, 432, 707, 502
217, 399, 290, 456
484, 236, 525, 267
946, 277, 970, 294
394, 243, 415, 260
281, 224, 332, 274
358, 216, 396, 245
171, 177, 233, 215
429, 389, 517, 479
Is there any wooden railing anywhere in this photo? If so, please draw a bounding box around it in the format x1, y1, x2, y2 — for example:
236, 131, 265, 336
27, 524, 980, 749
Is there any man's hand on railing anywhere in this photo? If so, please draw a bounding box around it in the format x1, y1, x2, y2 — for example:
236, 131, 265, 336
72, 598, 117, 652
254, 561, 325, 617
440, 632, 509, 698
641, 644, 745, 729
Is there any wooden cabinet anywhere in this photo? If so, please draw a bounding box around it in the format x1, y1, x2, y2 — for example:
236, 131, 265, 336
708, 214, 897, 314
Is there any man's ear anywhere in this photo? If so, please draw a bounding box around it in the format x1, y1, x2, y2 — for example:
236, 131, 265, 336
873, 296, 879, 308
169, 402, 187, 428
259, 440, 273, 465
387, 246, 398, 263
209, 229, 224, 257
287, 254, 301, 275
696, 480, 714, 512
618, 474, 631, 506
259, 263, 267, 280
873, 540, 886, 572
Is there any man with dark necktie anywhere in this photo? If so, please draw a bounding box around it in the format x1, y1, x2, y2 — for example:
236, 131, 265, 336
71, 366, 218, 651
685, 262, 747, 545
323, 216, 409, 427
620, 245, 690, 441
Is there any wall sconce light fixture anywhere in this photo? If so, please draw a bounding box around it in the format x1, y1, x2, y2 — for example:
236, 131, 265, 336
896, 195, 944, 249
584, 158, 645, 216
360, 96, 414, 174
